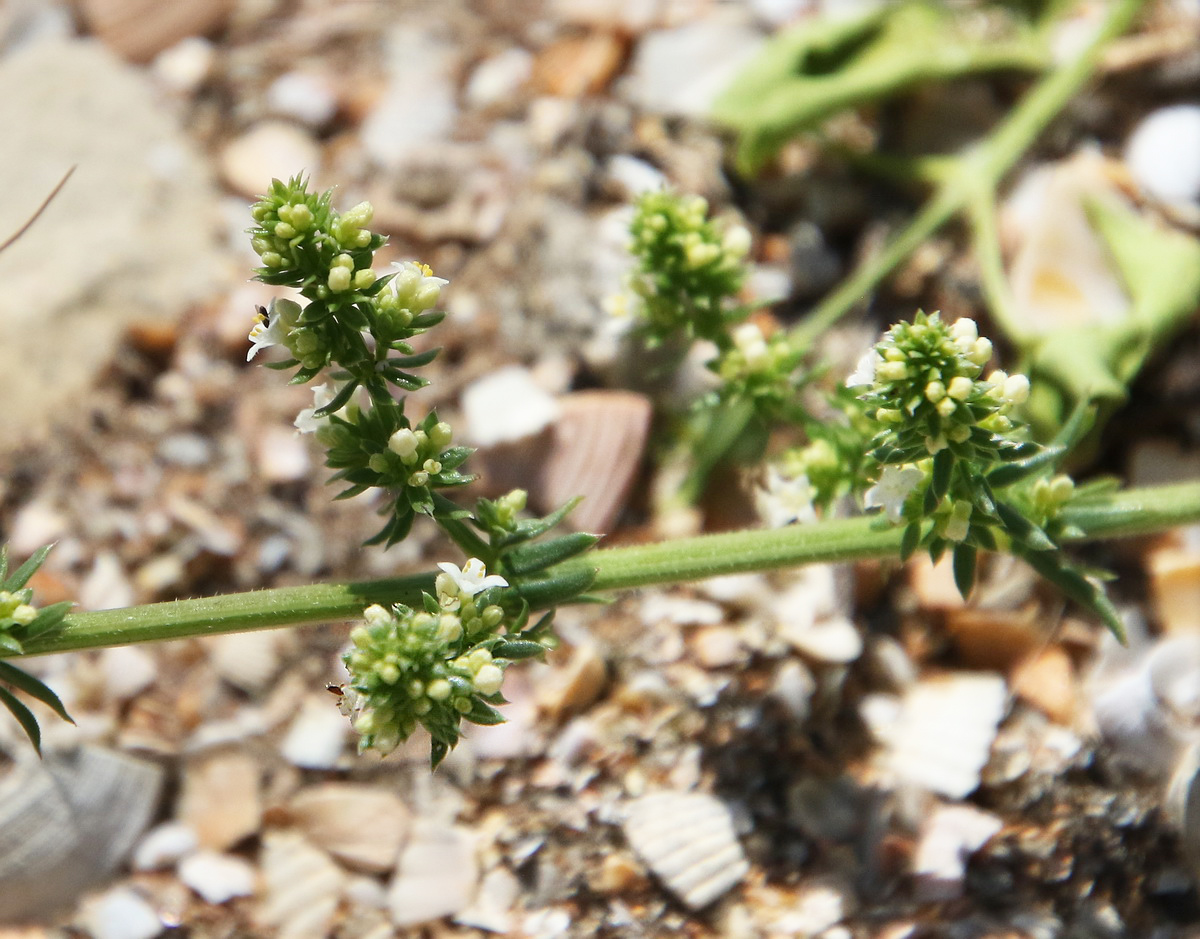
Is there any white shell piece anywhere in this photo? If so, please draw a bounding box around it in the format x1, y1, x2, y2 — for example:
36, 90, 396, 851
912, 804, 1004, 901
870, 674, 1008, 799
179, 851, 256, 905
255, 831, 345, 939
387, 822, 479, 927
622, 791, 749, 909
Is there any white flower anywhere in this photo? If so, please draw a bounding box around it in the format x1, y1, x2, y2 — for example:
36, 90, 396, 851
865, 465, 924, 523
384, 260, 448, 312
294, 383, 337, 433
944, 501, 973, 542
756, 467, 817, 528
473, 663, 505, 696
846, 349, 878, 388
247, 298, 300, 361
436, 558, 508, 598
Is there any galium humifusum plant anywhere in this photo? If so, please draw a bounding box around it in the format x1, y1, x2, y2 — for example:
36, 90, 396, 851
4, 182, 1200, 763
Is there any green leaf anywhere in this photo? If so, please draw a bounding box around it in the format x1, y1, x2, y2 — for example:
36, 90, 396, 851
0, 686, 41, 755
6, 544, 52, 591
952, 543, 977, 599
931, 448, 953, 501
465, 698, 506, 726
995, 501, 1056, 552
504, 533, 600, 576
0, 634, 24, 655
900, 521, 921, 561
491, 640, 548, 661
0, 662, 73, 724
1019, 550, 1124, 641
385, 348, 441, 369
986, 444, 1064, 488
514, 565, 599, 608
498, 497, 585, 548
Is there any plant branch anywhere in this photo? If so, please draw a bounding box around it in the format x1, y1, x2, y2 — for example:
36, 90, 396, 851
16, 477, 1200, 658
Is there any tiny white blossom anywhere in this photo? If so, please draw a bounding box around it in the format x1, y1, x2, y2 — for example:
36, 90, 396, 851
756, 466, 817, 528
384, 260, 449, 312
865, 465, 924, 523
436, 558, 509, 598
846, 349, 878, 388
247, 298, 301, 361
294, 383, 337, 433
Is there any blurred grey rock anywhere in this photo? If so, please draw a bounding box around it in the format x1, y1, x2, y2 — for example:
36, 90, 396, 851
0, 37, 224, 445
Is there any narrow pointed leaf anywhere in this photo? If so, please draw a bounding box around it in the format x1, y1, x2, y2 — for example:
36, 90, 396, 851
952, 543, 977, 599
0, 662, 73, 723
0, 686, 41, 755
6, 544, 52, 591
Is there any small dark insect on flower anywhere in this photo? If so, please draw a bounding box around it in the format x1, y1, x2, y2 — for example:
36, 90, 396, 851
325, 683, 345, 698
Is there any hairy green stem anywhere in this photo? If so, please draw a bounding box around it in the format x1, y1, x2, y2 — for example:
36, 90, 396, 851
15, 478, 1199, 658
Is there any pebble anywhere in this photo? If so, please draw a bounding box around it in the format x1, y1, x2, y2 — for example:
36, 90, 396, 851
157, 432, 212, 467
912, 804, 1004, 901
255, 831, 345, 939
692, 626, 746, 669
288, 784, 410, 874
77, 0, 232, 63
863, 673, 1008, 799
1011, 646, 1077, 724
455, 866, 521, 933
133, 821, 200, 871
179, 851, 257, 905
461, 366, 561, 447
177, 748, 262, 851
538, 644, 608, 719
79, 887, 163, 939
219, 121, 322, 200
620, 10, 764, 118
640, 594, 725, 627
768, 881, 851, 936
81, 552, 136, 611
780, 613, 863, 665
99, 645, 158, 700
387, 821, 480, 927
1125, 104, 1200, 207
9, 499, 69, 555
151, 36, 214, 95
209, 630, 283, 694
266, 71, 339, 128
769, 659, 816, 722
622, 791, 749, 910
361, 25, 459, 169
465, 48, 534, 110
280, 694, 349, 769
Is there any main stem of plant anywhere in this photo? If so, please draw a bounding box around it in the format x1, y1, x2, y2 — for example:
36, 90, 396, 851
16, 479, 1199, 657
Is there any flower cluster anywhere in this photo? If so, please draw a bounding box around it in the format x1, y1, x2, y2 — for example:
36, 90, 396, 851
849, 311, 1056, 596
616, 190, 752, 343
341, 559, 552, 766
247, 177, 467, 545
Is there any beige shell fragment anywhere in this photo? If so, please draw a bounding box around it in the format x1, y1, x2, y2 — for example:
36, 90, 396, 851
864, 673, 1008, 799
622, 791, 749, 910
255, 830, 346, 939
288, 783, 410, 874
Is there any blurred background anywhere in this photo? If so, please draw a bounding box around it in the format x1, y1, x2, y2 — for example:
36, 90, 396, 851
2, 0, 1200, 936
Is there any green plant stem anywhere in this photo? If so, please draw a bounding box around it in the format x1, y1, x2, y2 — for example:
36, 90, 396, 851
15, 478, 1200, 658
788, 0, 1146, 351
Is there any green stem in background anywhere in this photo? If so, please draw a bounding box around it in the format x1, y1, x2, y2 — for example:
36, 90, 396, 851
16, 478, 1200, 658
787, 0, 1146, 350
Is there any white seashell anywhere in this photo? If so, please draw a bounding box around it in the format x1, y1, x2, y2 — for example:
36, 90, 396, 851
1091, 633, 1200, 777
912, 804, 1004, 901
0, 747, 163, 922
280, 695, 349, 769
1125, 104, 1200, 207
288, 784, 410, 874
209, 631, 283, 694
621, 791, 749, 909
865, 673, 1008, 799
462, 366, 560, 448
78, 886, 163, 939
177, 748, 262, 852
387, 822, 479, 927
781, 614, 863, 665
178, 851, 256, 904
255, 831, 345, 939
133, 821, 199, 871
